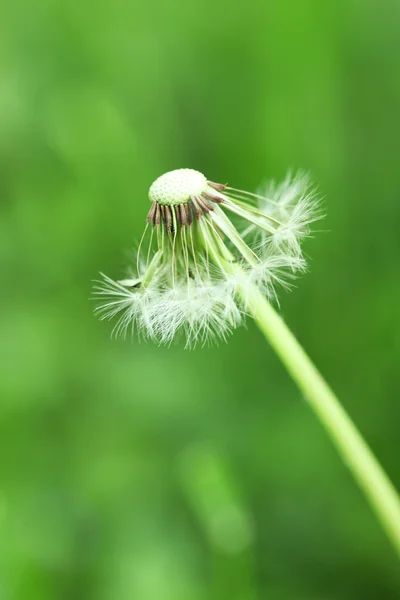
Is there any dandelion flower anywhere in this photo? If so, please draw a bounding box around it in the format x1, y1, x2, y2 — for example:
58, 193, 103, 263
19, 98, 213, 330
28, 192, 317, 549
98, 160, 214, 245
94, 168, 318, 346
93, 167, 400, 553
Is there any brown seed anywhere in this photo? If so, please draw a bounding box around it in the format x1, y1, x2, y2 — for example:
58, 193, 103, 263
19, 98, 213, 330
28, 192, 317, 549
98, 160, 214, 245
203, 191, 224, 204
190, 196, 202, 219
147, 201, 157, 223
160, 204, 166, 224
163, 205, 173, 231
207, 181, 226, 192
178, 203, 187, 226
169, 206, 176, 233
154, 202, 161, 226
185, 203, 193, 225
197, 196, 214, 213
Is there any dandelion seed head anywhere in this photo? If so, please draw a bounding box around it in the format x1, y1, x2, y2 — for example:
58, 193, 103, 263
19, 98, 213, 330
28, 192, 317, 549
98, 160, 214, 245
95, 168, 322, 347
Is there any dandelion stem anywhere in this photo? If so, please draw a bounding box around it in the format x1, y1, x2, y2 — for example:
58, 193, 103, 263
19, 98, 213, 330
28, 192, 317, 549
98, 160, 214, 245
234, 268, 400, 557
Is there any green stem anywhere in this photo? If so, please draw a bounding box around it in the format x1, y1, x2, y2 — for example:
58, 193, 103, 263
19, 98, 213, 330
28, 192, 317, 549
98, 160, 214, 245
235, 269, 400, 557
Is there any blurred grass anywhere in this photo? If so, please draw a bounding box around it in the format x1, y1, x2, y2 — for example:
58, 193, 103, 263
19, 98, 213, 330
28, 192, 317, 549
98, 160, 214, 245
1, 0, 400, 598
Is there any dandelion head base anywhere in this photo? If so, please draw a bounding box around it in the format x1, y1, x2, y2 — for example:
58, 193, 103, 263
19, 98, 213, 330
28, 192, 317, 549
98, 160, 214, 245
149, 169, 208, 206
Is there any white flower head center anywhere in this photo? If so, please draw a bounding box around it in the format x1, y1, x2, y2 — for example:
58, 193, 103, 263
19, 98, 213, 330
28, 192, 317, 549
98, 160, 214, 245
148, 168, 208, 206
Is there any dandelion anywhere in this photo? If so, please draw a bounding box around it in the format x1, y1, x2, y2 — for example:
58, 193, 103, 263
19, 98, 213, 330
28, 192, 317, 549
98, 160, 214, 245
94, 167, 400, 556
94, 168, 318, 346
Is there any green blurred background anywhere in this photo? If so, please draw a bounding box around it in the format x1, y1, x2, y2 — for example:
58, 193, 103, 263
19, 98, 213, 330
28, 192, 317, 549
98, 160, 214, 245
1, 0, 400, 598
